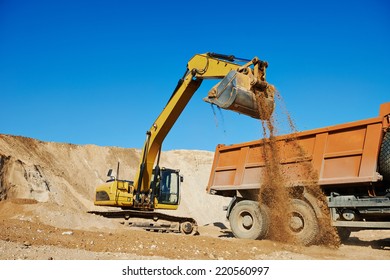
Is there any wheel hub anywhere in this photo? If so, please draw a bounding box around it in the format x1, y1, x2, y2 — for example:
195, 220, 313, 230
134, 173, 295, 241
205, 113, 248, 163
241, 213, 253, 229
290, 215, 304, 232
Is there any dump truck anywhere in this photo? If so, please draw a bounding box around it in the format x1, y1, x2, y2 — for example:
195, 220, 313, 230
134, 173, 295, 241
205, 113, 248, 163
90, 53, 275, 234
206, 102, 390, 244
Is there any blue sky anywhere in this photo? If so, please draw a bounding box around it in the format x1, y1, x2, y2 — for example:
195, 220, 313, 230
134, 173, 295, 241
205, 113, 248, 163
0, 0, 389, 151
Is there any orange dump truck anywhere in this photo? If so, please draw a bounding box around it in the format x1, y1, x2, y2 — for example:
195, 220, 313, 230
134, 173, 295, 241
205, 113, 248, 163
206, 102, 390, 244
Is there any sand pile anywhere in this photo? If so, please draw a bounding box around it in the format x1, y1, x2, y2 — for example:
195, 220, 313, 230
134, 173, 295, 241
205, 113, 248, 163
0, 134, 229, 229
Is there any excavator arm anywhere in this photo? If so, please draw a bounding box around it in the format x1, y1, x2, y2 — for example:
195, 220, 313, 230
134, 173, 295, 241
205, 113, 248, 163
92, 53, 275, 235
134, 53, 275, 206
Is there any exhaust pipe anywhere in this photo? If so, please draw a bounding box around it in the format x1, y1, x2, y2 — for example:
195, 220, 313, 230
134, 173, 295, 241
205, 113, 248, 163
203, 70, 275, 120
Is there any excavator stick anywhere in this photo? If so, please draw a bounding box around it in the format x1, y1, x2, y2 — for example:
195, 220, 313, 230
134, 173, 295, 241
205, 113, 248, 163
204, 70, 275, 120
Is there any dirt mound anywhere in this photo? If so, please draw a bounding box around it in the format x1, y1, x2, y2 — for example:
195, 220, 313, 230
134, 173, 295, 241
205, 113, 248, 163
0, 134, 229, 228
1, 134, 389, 260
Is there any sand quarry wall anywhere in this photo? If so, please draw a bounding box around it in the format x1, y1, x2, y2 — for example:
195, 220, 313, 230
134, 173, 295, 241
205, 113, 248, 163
0, 134, 230, 227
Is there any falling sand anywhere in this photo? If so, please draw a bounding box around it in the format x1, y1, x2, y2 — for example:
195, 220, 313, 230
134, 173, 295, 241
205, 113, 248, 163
257, 89, 339, 246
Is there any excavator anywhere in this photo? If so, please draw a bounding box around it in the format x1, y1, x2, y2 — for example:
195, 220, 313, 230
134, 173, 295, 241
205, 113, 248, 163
89, 52, 275, 234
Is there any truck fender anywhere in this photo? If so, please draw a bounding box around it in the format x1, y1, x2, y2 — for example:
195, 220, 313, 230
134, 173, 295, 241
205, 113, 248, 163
225, 196, 240, 220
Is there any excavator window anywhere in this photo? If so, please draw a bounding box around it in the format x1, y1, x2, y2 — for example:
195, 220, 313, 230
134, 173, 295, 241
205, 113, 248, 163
158, 170, 179, 205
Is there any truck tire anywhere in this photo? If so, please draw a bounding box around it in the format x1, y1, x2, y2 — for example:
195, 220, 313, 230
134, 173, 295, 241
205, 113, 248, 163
229, 200, 269, 240
288, 199, 319, 246
379, 131, 390, 181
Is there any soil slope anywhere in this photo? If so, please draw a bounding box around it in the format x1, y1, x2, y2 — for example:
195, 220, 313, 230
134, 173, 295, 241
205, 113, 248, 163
0, 134, 389, 260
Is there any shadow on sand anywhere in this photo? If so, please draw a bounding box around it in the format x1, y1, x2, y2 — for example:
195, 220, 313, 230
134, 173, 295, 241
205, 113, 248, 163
343, 236, 390, 250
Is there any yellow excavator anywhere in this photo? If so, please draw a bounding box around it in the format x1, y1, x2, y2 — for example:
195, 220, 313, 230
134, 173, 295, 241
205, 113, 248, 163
89, 52, 275, 234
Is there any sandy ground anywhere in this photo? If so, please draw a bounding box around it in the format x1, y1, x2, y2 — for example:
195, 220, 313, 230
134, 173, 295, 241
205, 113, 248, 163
0, 200, 390, 260
0, 134, 390, 260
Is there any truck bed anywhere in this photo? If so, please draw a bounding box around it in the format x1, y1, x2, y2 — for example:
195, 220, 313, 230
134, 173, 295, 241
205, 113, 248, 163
207, 103, 390, 196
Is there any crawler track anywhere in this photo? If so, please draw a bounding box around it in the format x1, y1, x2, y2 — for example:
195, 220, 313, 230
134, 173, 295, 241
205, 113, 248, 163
88, 210, 198, 235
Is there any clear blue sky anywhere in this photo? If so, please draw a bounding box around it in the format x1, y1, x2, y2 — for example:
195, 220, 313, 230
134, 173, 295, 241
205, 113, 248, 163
1, 0, 389, 151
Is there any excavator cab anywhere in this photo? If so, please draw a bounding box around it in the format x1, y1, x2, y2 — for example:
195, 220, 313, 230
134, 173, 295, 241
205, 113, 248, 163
153, 168, 182, 210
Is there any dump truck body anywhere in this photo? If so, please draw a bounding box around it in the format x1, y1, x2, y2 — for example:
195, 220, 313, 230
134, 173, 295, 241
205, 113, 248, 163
207, 102, 390, 243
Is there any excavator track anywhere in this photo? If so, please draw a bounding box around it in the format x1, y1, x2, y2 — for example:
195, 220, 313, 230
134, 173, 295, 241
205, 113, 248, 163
88, 210, 198, 235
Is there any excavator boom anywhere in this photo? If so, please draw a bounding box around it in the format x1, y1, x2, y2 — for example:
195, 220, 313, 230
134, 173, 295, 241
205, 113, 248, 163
93, 53, 275, 235
135, 53, 275, 199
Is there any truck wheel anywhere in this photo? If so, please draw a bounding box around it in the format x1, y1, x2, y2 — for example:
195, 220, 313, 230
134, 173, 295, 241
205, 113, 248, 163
379, 131, 390, 181
288, 199, 319, 246
336, 227, 351, 242
229, 200, 269, 240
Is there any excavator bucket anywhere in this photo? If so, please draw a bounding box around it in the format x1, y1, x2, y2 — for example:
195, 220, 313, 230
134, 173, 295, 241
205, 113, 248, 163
203, 70, 275, 120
